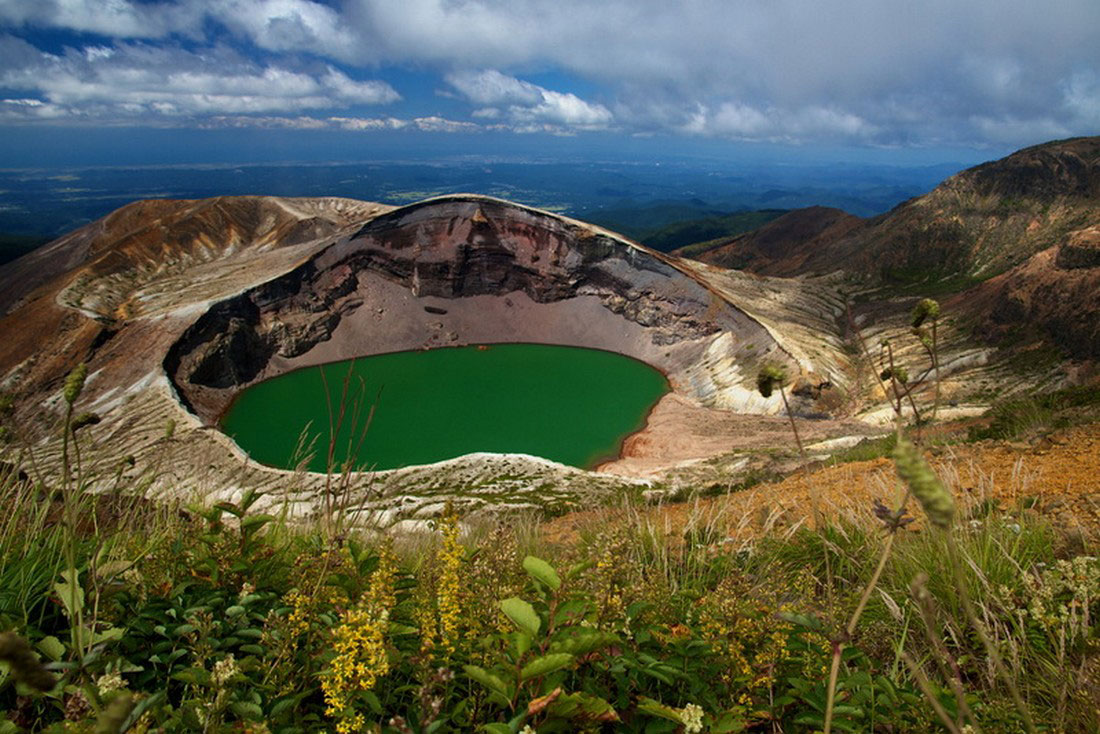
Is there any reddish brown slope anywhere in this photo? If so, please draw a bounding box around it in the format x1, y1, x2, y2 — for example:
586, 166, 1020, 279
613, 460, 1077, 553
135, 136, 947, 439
681, 206, 863, 276
0, 196, 368, 315
0, 195, 379, 395
680, 137, 1100, 283
824, 137, 1100, 281
963, 226, 1100, 359
677, 137, 1100, 359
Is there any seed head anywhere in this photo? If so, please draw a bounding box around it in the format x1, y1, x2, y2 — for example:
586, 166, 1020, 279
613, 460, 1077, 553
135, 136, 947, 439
911, 298, 940, 328
892, 438, 954, 529
63, 363, 87, 405
0, 632, 56, 692
71, 412, 101, 433
879, 366, 909, 384
756, 365, 787, 398
872, 498, 915, 532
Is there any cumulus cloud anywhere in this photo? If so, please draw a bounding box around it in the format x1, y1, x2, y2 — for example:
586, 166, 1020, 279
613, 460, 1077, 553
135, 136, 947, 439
199, 114, 478, 133
446, 69, 612, 131
0, 0, 203, 39
216, 0, 362, 61
1, 0, 1098, 146
0, 35, 398, 120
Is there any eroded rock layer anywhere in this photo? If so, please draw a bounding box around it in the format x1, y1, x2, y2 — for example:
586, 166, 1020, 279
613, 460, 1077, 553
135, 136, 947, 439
166, 196, 795, 423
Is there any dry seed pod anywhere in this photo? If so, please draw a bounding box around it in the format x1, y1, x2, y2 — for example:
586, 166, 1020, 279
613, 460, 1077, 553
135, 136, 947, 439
756, 364, 787, 398
892, 438, 954, 529
63, 363, 87, 405
71, 412, 101, 433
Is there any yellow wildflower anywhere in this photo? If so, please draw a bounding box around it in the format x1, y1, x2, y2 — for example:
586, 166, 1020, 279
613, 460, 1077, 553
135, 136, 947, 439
322, 543, 397, 729
437, 513, 464, 657
285, 589, 312, 639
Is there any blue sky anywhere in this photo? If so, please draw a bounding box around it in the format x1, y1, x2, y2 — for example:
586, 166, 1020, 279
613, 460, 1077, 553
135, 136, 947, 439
0, 0, 1097, 166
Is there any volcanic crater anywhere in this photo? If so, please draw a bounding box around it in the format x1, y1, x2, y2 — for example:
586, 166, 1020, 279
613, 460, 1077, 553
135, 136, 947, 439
9, 139, 1096, 526
165, 196, 794, 426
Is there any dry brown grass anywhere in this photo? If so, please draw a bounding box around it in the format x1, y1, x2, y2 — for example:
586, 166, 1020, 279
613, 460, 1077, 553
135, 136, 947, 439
542, 422, 1100, 548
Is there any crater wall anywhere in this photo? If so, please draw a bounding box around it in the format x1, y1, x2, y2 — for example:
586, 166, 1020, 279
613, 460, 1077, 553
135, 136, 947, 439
165, 196, 793, 423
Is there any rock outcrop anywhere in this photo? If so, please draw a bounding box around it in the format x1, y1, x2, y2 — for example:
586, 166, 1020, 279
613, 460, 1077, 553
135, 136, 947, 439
165, 196, 797, 422
679, 136, 1100, 359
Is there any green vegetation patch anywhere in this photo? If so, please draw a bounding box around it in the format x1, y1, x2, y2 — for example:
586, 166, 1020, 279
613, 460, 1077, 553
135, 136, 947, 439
969, 383, 1100, 441
642, 209, 787, 253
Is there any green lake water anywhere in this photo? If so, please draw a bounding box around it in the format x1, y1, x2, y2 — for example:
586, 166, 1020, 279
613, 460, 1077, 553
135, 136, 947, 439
220, 343, 669, 472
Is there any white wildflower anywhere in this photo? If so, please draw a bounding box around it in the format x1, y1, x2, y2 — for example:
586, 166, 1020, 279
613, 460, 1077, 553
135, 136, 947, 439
681, 702, 705, 733
212, 654, 239, 686
96, 670, 125, 695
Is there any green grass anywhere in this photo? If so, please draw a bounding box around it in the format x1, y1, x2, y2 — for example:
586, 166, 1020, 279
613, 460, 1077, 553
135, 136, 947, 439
826, 433, 898, 465
2, 372, 1099, 733
969, 384, 1100, 441
641, 209, 787, 253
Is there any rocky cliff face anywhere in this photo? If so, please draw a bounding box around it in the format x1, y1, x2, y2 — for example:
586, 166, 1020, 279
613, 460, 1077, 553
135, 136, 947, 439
165, 196, 795, 422
967, 225, 1100, 359
0, 195, 388, 420
679, 136, 1100, 359
683, 137, 1100, 283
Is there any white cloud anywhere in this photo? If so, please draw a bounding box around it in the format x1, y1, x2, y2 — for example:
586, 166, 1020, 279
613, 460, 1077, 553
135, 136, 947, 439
0, 38, 399, 119
1, 0, 1099, 146
357, 0, 1100, 146
1063, 72, 1100, 124
329, 116, 408, 131
0, 0, 203, 39
198, 114, 478, 133
202, 114, 332, 129
672, 102, 877, 144
217, 0, 362, 61
0, 97, 71, 121
446, 69, 612, 131
445, 69, 543, 107
410, 115, 480, 133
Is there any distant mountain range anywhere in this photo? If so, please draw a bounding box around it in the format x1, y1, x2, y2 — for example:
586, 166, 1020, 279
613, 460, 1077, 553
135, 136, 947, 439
0, 157, 962, 265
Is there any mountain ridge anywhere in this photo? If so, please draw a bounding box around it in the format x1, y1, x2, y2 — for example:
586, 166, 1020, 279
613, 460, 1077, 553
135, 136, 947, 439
0, 137, 1096, 524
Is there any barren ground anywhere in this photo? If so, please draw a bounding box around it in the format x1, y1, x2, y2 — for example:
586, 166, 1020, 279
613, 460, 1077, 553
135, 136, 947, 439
542, 422, 1100, 547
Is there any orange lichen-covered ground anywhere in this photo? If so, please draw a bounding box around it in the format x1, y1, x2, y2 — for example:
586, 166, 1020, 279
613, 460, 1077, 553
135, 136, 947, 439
542, 423, 1100, 547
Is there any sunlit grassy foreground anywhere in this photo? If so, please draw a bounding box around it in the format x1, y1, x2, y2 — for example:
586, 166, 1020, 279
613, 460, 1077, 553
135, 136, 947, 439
1, 343, 1099, 733
1, 451, 1098, 732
